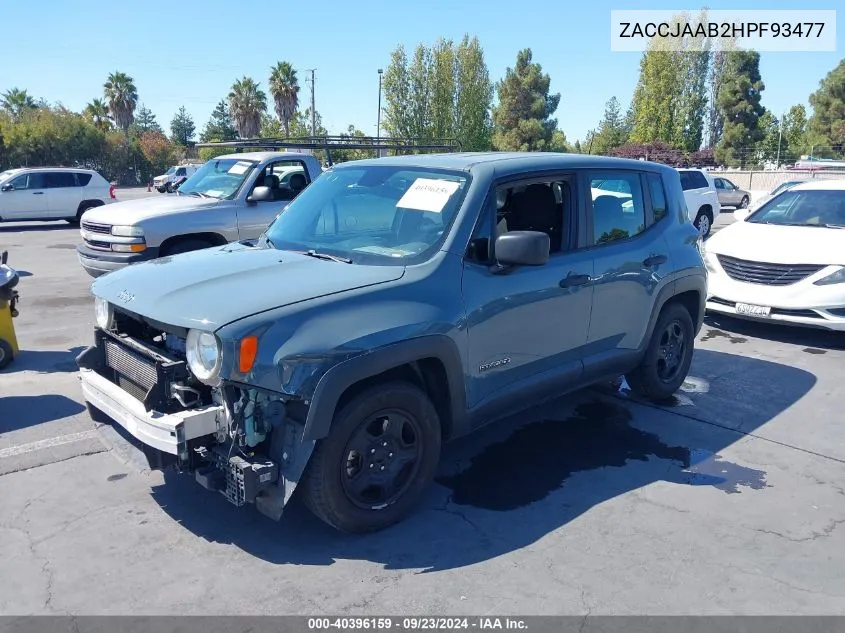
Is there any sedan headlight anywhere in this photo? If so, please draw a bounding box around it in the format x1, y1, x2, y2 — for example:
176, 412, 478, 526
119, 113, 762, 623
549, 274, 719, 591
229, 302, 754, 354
94, 296, 114, 330
814, 266, 845, 286
111, 225, 144, 237
186, 329, 222, 384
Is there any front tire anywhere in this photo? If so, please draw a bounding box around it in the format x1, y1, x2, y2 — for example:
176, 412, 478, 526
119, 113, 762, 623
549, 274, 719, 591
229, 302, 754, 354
300, 381, 442, 533
625, 302, 695, 401
694, 208, 713, 238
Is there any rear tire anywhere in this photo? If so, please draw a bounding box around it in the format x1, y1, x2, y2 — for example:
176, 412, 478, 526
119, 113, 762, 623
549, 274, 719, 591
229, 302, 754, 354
299, 381, 441, 533
740, 196, 749, 209
694, 208, 713, 238
162, 239, 214, 256
626, 302, 695, 402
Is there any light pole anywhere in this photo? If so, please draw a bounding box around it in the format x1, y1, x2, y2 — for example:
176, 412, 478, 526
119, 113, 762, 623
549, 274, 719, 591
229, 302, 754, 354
775, 112, 784, 169
377, 68, 383, 148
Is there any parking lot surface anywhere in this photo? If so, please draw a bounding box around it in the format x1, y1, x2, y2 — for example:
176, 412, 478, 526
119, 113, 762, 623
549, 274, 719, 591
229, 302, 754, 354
2, 201, 845, 615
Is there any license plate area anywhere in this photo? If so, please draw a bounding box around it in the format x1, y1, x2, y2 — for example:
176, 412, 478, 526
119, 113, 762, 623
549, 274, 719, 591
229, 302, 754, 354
735, 302, 771, 317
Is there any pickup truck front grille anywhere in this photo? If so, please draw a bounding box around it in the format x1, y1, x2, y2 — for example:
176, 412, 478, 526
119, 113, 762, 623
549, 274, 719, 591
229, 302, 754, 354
81, 221, 111, 235
716, 255, 824, 286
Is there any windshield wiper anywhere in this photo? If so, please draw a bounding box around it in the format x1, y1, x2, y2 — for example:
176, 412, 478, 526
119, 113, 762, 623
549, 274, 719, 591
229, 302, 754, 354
298, 249, 352, 264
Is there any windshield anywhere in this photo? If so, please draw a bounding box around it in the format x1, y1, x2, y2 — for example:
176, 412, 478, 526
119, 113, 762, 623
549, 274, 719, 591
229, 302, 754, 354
177, 158, 258, 200
0, 169, 20, 183
165, 167, 176, 176
748, 189, 845, 227
262, 165, 469, 265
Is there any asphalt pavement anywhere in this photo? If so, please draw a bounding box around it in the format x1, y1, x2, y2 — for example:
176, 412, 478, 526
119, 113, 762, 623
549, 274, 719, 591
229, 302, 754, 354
1, 194, 845, 615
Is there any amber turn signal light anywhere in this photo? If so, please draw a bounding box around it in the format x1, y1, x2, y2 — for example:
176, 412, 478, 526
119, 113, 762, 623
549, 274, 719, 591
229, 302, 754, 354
238, 336, 258, 373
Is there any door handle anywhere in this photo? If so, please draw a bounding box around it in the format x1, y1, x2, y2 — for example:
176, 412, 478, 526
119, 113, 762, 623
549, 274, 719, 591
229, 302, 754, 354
32, 191, 44, 195
560, 273, 591, 288
643, 254, 667, 267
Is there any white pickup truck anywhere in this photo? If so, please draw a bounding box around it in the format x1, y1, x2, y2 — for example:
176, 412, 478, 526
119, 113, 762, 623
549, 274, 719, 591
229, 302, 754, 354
677, 168, 721, 238
77, 151, 322, 277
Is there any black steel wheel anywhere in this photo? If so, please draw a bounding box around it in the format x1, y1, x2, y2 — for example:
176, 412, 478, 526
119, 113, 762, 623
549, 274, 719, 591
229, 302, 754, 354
626, 302, 695, 401
0, 338, 14, 370
300, 381, 441, 533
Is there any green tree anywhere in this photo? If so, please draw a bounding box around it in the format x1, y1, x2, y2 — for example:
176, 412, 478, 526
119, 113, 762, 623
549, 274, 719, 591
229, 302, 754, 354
781, 104, 809, 160
454, 35, 493, 150
491, 48, 560, 151
715, 50, 765, 168
103, 71, 138, 133
382, 45, 413, 138
430, 38, 456, 140
83, 98, 111, 131
549, 129, 572, 152
383, 36, 493, 150
756, 111, 781, 165
134, 104, 162, 134
706, 40, 736, 148
199, 100, 237, 142
169, 105, 195, 146
573, 140, 582, 153
269, 61, 299, 137
808, 59, 845, 157
1, 88, 38, 119
591, 96, 628, 155
137, 130, 176, 175
629, 49, 677, 143
228, 76, 266, 139
673, 21, 710, 151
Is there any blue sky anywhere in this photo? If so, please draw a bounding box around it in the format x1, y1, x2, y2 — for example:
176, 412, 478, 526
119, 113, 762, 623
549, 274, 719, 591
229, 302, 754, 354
1, 0, 841, 143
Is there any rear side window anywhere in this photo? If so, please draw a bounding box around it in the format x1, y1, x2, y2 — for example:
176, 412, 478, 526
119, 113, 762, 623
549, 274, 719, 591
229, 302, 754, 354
76, 173, 92, 186
45, 172, 76, 188
646, 173, 668, 222
680, 170, 708, 190
589, 171, 646, 245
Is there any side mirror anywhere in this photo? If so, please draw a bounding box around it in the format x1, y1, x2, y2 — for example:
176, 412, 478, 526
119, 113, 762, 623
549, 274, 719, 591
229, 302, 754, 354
1, 183, 13, 192
247, 186, 272, 203
733, 209, 750, 222
495, 231, 550, 267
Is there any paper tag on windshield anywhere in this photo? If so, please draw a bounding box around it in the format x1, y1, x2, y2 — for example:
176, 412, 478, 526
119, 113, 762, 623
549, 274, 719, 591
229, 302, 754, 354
396, 178, 460, 213
227, 161, 252, 175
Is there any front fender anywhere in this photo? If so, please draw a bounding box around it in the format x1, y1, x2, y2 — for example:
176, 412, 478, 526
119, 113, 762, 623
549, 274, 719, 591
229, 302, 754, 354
302, 334, 467, 442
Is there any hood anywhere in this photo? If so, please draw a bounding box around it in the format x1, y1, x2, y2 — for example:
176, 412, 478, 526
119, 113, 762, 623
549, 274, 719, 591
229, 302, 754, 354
81, 194, 220, 225
91, 243, 406, 330
706, 220, 845, 266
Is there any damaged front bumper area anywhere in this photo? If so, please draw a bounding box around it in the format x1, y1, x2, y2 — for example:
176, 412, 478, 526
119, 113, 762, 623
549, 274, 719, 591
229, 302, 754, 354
77, 328, 314, 521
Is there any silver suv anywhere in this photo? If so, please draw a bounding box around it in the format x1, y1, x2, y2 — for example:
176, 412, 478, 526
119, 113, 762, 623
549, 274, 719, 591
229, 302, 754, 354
77, 152, 322, 277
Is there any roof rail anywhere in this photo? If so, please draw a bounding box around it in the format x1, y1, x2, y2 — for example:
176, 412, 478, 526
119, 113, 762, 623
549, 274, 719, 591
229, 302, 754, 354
195, 135, 461, 165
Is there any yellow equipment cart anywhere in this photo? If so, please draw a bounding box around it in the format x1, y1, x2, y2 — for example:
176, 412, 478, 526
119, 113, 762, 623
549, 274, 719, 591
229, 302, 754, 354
0, 250, 20, 370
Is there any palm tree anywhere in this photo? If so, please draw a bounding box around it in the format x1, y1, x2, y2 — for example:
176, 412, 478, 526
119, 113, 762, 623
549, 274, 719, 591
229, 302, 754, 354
103, 71, 138, 133
1, 88, 37, 118
84, 98, 111, 131
269, 61, 299, 137
228, 77, 267, 139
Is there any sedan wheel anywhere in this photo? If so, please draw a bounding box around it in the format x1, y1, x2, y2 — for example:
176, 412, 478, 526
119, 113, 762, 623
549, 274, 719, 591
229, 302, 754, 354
740, 196, 749, 208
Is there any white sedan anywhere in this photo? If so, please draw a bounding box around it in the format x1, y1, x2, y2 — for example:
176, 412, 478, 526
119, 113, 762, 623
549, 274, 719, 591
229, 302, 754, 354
703, 180, 845, 331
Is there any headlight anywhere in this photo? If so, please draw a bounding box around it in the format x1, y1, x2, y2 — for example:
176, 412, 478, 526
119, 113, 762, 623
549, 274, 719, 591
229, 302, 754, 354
94, 296, 114, 330
111, 225, 144, 237
814, 266, 845, 286
186, 329, 222, 384
703, 249, 719, 273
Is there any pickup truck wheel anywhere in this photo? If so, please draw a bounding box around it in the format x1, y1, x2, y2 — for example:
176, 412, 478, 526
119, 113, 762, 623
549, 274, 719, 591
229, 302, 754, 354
625, 302, 695, 401
300, 381, 441, 533
694, 208, 712, 238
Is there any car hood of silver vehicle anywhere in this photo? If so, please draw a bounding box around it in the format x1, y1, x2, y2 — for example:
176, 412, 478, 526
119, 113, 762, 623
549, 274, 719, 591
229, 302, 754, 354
91, 243, 406, 330
81, 194, 221, 225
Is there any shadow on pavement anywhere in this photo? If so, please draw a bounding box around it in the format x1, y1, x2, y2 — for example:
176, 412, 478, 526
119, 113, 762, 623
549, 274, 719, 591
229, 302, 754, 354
143, 349, 814, 571
0, 394, 85, 432
1, 346, 85, 374
704, 313, 845, 351
0, 222, 74, 233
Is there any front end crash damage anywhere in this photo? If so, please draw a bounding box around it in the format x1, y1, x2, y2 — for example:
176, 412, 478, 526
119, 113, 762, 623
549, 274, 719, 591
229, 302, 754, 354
187, 383, 316, 521
77, 331, 315, 521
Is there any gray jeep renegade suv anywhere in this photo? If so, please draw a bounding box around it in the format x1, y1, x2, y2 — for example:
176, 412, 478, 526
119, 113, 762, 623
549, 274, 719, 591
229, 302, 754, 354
77, 152, 707, 533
